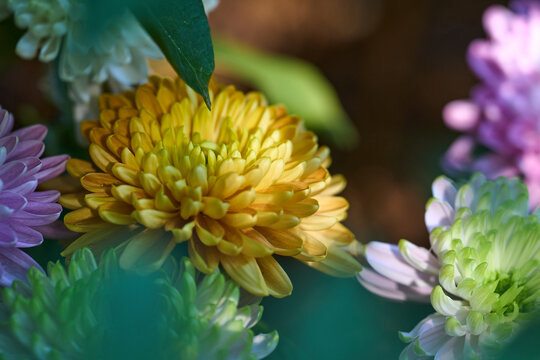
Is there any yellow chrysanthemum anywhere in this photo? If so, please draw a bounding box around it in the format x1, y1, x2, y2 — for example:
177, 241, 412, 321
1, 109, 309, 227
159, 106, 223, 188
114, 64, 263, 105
60, 76, 362, 297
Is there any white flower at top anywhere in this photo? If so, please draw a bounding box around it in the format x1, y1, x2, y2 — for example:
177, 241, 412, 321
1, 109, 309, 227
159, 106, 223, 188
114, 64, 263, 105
357, 174, 540, 359
0, 0, 218, 132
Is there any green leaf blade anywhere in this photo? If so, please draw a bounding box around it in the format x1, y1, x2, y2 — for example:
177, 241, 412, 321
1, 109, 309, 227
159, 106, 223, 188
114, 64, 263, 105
132, 0, 214, 108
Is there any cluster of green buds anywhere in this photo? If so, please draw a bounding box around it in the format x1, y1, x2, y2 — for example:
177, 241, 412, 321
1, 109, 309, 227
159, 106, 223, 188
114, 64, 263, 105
0, 248, 278, 360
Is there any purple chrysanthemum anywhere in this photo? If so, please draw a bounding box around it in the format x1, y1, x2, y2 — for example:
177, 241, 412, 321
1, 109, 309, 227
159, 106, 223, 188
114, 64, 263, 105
443, 0, 540, 208
0, 108, 68, 286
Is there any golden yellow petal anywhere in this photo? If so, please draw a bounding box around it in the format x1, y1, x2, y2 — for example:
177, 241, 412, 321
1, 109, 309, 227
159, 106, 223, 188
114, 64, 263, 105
139, 172, 161, 196
111, 184, 143, 204
201, 197, 229, 219
59, 193, 85, 210
120, 148, 140, 170
283, 198, 319, 218
84, 192, 114, 210
66, 159, 96, 179
255, 228, 302, 256
180, 198, 204, 219
227, 188, 256, 210
89, 127, 111, 150
80, 120, 99, 142
307, 222, 355, 245
61, 225, 126, 257
240, 228, 275, 257
304, 244, 362, 277
188, 237, 219, 273
119, 229, 174, 271
300, 215, 337, 231
81, 173, 122, 193
266, 214, 300, 229
319, 174, 346, 196
257, 256, 292, 298
220, 253, 268, 297
89, 143, 118, 172
256, 159, 284, 190
98, 201, 135, 225
195, 216, 224, 246
133, 209, 176, 229
221, 211, 258, 229
210, 172, 246, 198
136, 85, 163, 118
293, 232, 327, 261
170, 221, 195, 243
64, 207, 107, 232
314, 196, 349, 218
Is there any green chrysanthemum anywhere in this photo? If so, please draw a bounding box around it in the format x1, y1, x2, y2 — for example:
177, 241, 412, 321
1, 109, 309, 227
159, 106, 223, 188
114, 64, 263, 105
0, 249, 278, 360
358, 174, 540, 359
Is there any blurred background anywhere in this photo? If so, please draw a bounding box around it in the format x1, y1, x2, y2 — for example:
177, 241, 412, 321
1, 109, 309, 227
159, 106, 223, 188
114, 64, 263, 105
0, 0, 510, 358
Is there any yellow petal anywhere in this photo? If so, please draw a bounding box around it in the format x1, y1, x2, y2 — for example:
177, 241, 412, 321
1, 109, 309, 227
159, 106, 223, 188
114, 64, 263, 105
241, 229, 274, 257
257, 256, 292, 298
188, 237, 219, 273
61, 225, 126, 257
59, 193, 85, 210
255, 228, 302, 256
314, 196, 349, 219
119, 229, 174, 271
221, 211, 258, 229
84, 193, 115, 210
98, 201, 135, 225
111, 184, 144, 204
220, 253, 268, 297
195, 216, 224, 246
170, 221, 195, 243
201, 197, 229, 219
66, 159, 96, 179
283, 198, 319, 218
133, 209, 176, 228
300, 215, 337, 231
293, 232, 327, 261
308, 222, 355, 245
267, 214, 300, 229
112, 163, 140, 186
64, 207, 107, 232
227, 188, 256, 210
210, 172, 246, 198
81, 173, 122, 193
304, 244, 362, 277
89, 143, 118, 172
139, 173, 162, 196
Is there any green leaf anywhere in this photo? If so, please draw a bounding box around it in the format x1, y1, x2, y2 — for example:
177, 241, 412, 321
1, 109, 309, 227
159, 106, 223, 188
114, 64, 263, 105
214, 37, 358, 148
132, 0, 214, 108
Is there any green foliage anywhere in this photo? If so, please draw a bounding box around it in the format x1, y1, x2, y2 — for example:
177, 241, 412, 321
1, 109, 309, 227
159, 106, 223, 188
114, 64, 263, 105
214, 38, 358, 148
132, 0, 214, 108
0, 249, 277, 360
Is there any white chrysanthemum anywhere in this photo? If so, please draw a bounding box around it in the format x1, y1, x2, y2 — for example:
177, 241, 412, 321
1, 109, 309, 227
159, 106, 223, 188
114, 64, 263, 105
1, 0, 218, 135
358, 174, 540, 359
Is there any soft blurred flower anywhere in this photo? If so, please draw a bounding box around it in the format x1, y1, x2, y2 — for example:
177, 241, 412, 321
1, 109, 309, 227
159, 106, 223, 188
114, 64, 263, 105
0, 248, 278, 360
443, 0, 540, 209
59, 76, 362, 297
0, 108, 68, 286
0, 0, 218, 136
358, 174, 540, 359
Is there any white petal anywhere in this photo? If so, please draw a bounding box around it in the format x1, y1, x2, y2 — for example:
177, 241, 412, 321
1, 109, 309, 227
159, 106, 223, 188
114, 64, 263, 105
357, 268, 431, 302
399, 239, 440, 275
425, 199, 455, 232
365, 241, 437, 289
432, 176, 457, 205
